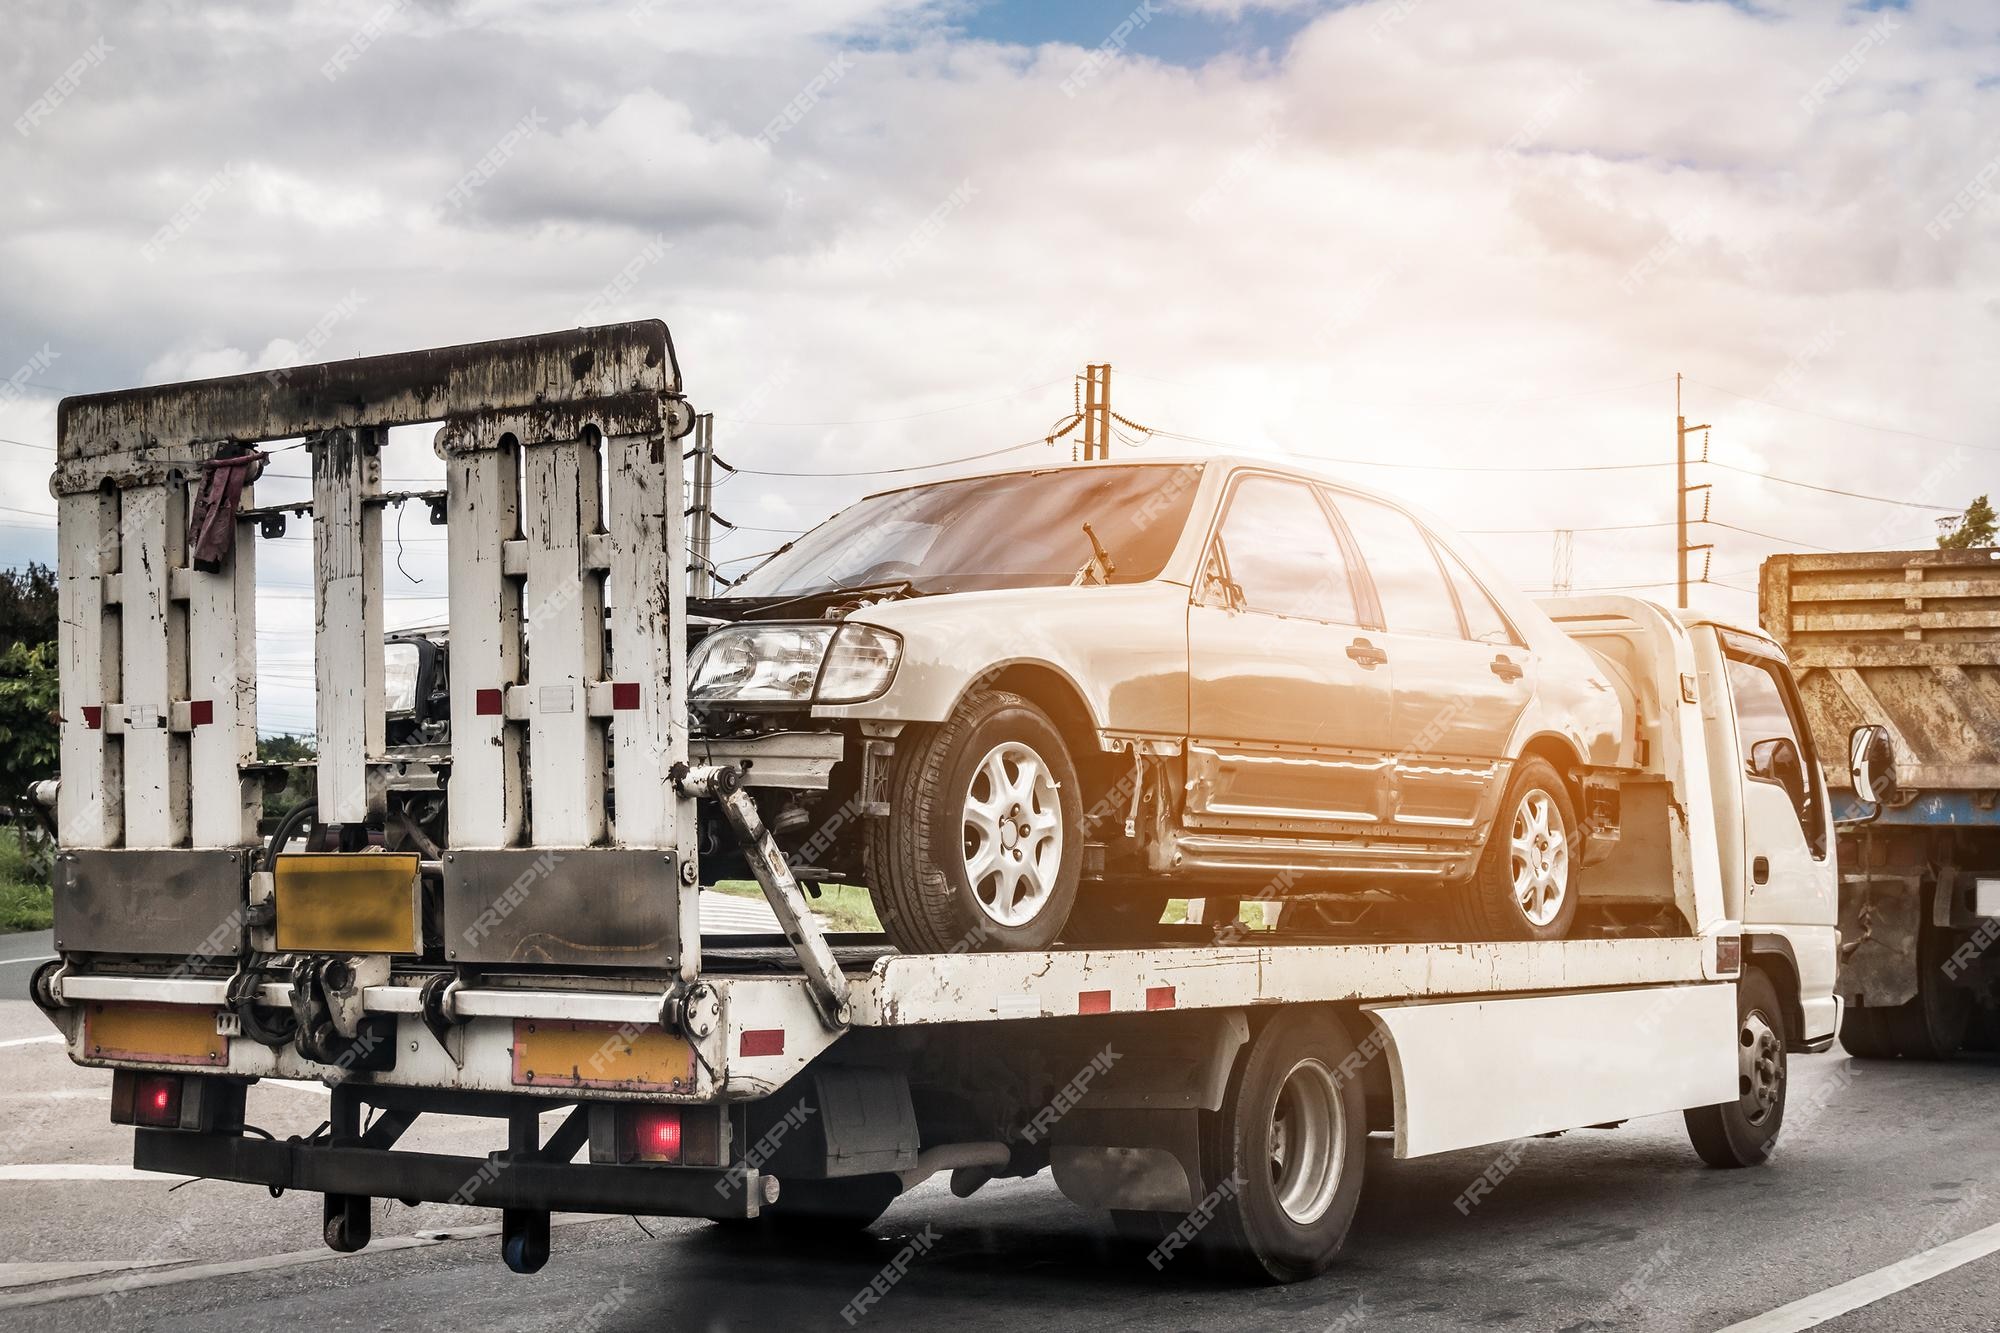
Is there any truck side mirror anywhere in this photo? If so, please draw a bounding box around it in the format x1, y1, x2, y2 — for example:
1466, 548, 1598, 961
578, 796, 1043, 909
1750, 736, 1806, 812
1849, 724, 1898, 806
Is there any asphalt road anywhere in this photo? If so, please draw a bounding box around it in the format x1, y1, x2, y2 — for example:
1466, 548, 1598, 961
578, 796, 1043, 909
1, 929, 1995, 1333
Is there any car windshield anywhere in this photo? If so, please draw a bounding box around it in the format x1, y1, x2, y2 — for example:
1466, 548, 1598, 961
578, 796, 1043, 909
728, 464, 1206, 599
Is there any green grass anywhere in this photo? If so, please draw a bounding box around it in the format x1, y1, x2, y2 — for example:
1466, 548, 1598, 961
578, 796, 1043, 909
0, 836, 53, 933
714, 879, 883, 933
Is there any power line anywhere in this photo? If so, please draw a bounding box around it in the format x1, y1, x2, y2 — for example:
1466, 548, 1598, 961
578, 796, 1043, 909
1707, 460, 1958, 511
1684, 378, 1995, 455
728, 436, 1047, 479
1464, 521, 1678, 534
1703, 520, 1834, 552
1142, 427, 1671, 473
715, 378, 1070, 429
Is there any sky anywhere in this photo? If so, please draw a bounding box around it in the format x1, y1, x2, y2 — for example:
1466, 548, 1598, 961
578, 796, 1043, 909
3, 0, 1997, 735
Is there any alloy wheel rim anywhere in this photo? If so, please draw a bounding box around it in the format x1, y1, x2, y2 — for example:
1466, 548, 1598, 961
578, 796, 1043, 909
1510, 789, 1569, 927
1269, 1057, 1345, 1226
961, 741, 1063, 927
1739, 1009, 1785, 1126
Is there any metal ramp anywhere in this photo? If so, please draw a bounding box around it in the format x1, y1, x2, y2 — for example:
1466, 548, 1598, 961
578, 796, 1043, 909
51, 322, 703, 975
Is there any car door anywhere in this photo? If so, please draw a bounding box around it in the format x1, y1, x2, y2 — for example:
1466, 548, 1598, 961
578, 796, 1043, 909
1186, 473, 1393, 832
1321, 490, 1533, 830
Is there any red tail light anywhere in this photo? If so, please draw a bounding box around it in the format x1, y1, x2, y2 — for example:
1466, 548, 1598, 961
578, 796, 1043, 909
620, 1107, 683, 1163
113, 1072, 185, 1128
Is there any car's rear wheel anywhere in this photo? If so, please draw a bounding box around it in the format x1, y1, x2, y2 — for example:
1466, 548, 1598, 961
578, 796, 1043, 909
868, 690, 1084, 953
1452, 757, 1579, 941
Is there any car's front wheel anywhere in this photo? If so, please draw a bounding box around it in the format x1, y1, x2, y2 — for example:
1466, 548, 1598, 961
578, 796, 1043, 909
1452, 757, 1579, 941
867, 690, 1084, 953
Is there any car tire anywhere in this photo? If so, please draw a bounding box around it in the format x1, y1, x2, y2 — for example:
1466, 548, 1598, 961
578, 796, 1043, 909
1683, 967, 1789, 1167
1452, 757, 1580, 941
867, 690, 1084, 954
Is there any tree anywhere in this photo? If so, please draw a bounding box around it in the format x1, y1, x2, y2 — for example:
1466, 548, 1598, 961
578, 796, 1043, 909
1938, 496, 1998, 550
258, 734, 318, 821
0, 564, 57, 652
0, 640, 60, 810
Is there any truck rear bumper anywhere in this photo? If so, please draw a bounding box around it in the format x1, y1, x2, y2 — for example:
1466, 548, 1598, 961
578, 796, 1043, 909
133, 1129, 766, 1219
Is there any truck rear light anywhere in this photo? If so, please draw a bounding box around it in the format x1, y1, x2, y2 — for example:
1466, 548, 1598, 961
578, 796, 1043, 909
109, 1070, 245, 1132
624, 1108, 683, 1163
589, 1103, 727, 1166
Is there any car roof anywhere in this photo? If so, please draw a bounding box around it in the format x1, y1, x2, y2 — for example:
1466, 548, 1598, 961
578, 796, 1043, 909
857, 452, 1412, 510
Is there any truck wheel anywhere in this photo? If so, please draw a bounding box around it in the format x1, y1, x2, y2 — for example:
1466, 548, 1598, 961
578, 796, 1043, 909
1452, 758, 1579, 941
868, 690, 1083, 954
1838, 915, 1972, 1061
1196, 1010, 1368, 1283
1683, 968, 1787, 1168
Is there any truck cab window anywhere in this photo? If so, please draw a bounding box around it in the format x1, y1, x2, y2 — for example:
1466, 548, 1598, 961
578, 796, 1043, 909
1725, 652, 1824, 856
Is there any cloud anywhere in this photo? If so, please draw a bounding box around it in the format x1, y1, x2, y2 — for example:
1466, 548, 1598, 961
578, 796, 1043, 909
4, 0, 1999, 728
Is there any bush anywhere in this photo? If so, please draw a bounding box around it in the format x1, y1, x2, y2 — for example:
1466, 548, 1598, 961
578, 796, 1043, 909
0, 834, 52, 933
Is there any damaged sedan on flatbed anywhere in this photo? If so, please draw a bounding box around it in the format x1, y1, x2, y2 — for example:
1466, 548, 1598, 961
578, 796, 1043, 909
688, 456, 1633, 952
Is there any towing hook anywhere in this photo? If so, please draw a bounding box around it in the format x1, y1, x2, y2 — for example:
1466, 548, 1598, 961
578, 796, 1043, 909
672, 762, 741, 800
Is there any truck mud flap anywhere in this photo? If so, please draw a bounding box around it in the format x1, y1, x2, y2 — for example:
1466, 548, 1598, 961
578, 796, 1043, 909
133, 1129, 763, 1220
1837, 874, 1922, 1008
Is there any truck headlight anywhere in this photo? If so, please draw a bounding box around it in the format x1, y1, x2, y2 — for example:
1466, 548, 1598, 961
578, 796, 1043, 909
687, 623, 901, 706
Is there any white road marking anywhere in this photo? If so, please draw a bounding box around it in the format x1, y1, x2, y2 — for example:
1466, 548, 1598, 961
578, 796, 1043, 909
0, 1035, 60, 1049
0, 1164, 190, 1182
0, 955, 57, 967
1715, 1218, 2000, 1332
0, 1259, 179, 1291
0, 1215, 613, 1311
266, 1078, 333, 1096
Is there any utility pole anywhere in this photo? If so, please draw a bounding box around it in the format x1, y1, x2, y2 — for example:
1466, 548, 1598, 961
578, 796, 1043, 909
1676, 373, 1711, 610
1081, 364, 1112, 461
1552, 529, 1574, 596
687, 412, 715, 597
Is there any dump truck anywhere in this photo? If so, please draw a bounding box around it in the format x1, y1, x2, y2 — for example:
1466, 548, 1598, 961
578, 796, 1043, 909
1763, 549, 2000, 1058
31, 323, 1836, 1283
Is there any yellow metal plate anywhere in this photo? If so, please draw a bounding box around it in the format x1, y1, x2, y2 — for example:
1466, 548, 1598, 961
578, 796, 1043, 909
513, 1020, 698, 1093
274, 853, 422, 955
85, 1002, 228, 1067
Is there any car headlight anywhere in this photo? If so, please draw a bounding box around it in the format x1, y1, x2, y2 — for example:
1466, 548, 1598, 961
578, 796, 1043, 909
687, 623, 902, 706
816, 624, 903, 704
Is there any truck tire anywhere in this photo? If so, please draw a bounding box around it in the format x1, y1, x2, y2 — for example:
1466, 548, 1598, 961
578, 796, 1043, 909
1838, 913, 1972, 1061
1194, 1009, 1368, 1283
1683, 968, 1787, 1168
1451, 758, 1579, 942
867, 690, 1084, 954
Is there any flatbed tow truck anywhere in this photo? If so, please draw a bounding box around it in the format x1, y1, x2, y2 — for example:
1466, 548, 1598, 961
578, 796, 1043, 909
32, 323, 1837, 1282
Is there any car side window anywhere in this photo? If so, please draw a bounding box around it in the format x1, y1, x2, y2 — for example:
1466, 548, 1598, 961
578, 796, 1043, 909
1214, 476, 1359, 624
1325, 493, 1463, 638
1725, 652, 1823, 854
1439, 545, 1519, 646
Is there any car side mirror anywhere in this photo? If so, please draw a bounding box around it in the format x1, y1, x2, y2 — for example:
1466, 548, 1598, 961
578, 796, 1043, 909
1750, 736, 1806, 811
1849, 724, 1898, 806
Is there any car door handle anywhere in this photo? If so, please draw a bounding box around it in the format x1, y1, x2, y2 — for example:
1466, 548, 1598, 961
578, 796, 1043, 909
1489, 654, 1524, 682
1346, 638, 1388, 668
1752, 856, 1770, 885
